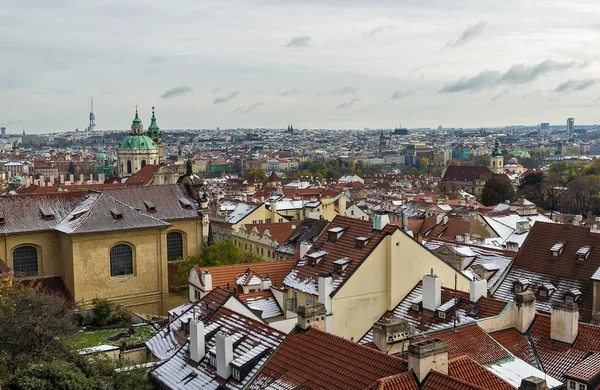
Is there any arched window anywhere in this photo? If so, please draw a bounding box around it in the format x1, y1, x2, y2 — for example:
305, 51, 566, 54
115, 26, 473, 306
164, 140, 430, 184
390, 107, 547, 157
167, 232, 183, 261
127, 160, 132, 174
141, 160, 146, 168
13, 246, 38, 277
110, 244, 133, 277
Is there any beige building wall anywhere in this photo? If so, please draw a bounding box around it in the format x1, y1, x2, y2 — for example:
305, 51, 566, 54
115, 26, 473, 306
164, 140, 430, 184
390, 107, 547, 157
1, 231, 63, 279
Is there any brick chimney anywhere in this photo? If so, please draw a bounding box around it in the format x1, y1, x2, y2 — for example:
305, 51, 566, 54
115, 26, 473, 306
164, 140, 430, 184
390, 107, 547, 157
299, 242, 312, 258
550, 300, 579, 344
519, 376, 548, 390
372, 318, 411, 353
408, 339, 448, 383
514, 291, 536, 333
297, 303, 327, 331
189, 313, 205, 363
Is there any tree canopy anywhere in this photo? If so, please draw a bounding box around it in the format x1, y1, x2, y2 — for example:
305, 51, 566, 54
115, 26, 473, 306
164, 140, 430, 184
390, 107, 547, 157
480, 177, 517, 206
243, 168, 266, 183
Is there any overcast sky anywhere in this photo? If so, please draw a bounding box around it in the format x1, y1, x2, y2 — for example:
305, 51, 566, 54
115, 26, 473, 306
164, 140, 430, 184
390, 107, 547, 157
1, 0, 600, 133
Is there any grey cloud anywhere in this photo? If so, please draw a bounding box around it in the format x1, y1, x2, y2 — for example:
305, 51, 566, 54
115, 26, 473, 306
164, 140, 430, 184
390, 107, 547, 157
323, 87, 359, 96
444, 21, 489, 49
391, 90, 412, 99
211, 86, 222, 95
363, 25, 393, 39
278, 88, 299, 96
336, 99, 360, 109
160, 86, 193, 99
553, 78, 600, 92
440, 59, 581, 93
285, 36, 311, 48
213, 91, 240, 104
149, 55, 163, 64
242, 102, 263, 114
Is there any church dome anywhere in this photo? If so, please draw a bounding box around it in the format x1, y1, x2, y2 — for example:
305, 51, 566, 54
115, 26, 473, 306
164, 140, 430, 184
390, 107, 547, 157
95, 152, 107, 160
117, 135, 157, 150
15, 176, 22, 183
508, 157, 518, 164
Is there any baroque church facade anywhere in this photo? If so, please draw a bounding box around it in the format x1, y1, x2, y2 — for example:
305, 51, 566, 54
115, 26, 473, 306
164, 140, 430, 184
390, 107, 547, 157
117, 106, 162, 178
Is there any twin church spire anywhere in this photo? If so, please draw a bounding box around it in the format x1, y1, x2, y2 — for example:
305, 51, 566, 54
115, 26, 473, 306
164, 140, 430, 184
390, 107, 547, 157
130, 105, 161, 140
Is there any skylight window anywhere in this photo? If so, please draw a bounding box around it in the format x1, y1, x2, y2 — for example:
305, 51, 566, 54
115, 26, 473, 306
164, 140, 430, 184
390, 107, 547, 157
576, 245, 592, 262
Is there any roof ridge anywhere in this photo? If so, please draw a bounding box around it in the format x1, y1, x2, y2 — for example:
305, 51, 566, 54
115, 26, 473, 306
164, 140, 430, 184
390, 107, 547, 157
55, 191, 103, 233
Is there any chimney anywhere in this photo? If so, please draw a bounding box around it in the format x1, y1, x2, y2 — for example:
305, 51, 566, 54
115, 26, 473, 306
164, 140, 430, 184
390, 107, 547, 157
514, 291, 536, 333
402, 213, 408, 230
338, 191, 347, 216
550, 300, 579, 344
318, 272, 333, 315
79, 173, 84, 184
436, 214, 443, 225
373, 211, 390, 231
59, 174, 65, 184
260, 275, 271, 291
189, 313, 205, 363
69, 174, 74, 183
299, 242, 312, 258
505, 241, 519, 252
470, 278, 487, 303
408, 339, 448, 383
201, 271, 213, 295
271, 200, 277, 222
297, 303, 327, 331
516, 221, 531, 234
215, 331, 233, 379
372, 318, 411, 352
519, 377, 548, 390
422, 272, 441, 312
98, 173, 105, 183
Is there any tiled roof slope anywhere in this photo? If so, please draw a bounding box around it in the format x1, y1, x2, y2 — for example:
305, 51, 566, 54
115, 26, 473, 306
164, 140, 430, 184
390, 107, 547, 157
360, 283, 508, 344
490, 329, 538, 367
422, 371, 485, 390
527, 314, 600, 380
124, 164, 160, 186
365, 371, 419, 390
55, 192, 170, 234
151, 306, 285, 390
407, 324, 512, 366
146, 287, 231, 360
194, 259, 297, 293
246, 326, 408, 390
564, 352, 600, 383
240, 221, 298, 246
0, 191, 85, 234
448, 355, 516, 390
493, 222, 600, 322
441, 166, 493, 183
238, 290, 283, 319
276, 218, 330, 256
283, 215, 398, 295
102, 184, 200, 221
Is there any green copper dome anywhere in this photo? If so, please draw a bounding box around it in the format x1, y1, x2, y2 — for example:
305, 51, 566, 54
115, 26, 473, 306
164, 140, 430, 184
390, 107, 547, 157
95, 152, 107, 160
118, 135, 157, 150
492, 139, 503, 157
147, 106, 161, 138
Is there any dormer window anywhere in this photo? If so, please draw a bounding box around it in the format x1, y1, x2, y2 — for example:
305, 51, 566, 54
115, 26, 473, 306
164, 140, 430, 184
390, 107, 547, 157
40, 206, 54, 221
0, 215, 5, 225
178, 197, 193, 210
537, 283, 555, 301
327, 227, 346, 242
576, 245, 592, 262
410, 296, 423, 312
513, 278, 529, 293
144, 200, 157, 213
230, 346, 269, 382
307, 250, 327, 267
551, 241, 566, 256
333, 257, 351, 274
110, 208, 123, 220
436, 298, 456, 319
565, 288, 582, 303
355, 236, 369, 248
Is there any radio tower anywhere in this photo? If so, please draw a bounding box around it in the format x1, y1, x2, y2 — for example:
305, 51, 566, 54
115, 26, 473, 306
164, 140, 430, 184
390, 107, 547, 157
88, 97, 96, 132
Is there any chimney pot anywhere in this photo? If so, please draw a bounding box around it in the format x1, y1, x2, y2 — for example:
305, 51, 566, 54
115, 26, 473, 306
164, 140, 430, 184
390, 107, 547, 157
422, 274, 441, 312
518, 376, 548, 390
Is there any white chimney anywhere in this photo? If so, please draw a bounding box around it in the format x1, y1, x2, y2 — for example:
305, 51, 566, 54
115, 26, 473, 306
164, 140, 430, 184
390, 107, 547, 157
69, 174, 74, 183
373, 212, 390, 231
550, 300, 579, 344
299, 242, 312, 258
59, 174, 65, 184
201, 271, 212, 294
215, 331, 233, 379
338, 192, 347, 216
422, 272, 441, 312
516, 221, 531, 234
260, 275, 272, 291
469, 278, 487, 303
318, 272, 333, 315
189, 313, 205, 363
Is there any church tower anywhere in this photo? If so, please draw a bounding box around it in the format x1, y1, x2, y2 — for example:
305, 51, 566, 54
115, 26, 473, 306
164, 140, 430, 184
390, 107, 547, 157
116, 106, 159, 178
489, 138, 504, 174
147, 106, 164, 165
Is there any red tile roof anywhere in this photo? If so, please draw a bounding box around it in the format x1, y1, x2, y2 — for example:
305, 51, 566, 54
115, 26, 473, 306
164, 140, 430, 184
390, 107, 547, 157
241, 221, 299, 245
494, 222, 600, 322
527, 313, 600, 380
195, 259, 297, 292
448, 355, 516, 390
125, 164, 160, 186
422, 371, 485, 390
365, 372, 419, 390
407, 324, 512, 366
564, 352, 600, 382
490, 328, 538, 367
246, 326, 408, 390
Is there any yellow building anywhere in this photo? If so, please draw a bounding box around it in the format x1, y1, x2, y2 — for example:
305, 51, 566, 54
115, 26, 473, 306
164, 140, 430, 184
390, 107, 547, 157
275, 214, 471, 340
1, 184, 203, 315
